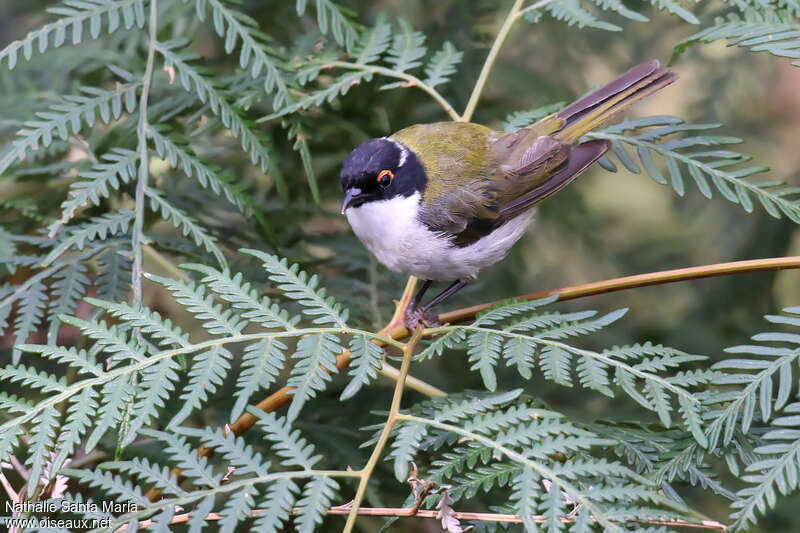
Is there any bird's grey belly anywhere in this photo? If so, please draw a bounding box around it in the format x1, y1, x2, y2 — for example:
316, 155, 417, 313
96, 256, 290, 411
346, 194, 535, 281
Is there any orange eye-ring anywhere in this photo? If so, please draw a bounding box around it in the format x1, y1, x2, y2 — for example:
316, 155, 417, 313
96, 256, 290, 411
377, 169, 394, 187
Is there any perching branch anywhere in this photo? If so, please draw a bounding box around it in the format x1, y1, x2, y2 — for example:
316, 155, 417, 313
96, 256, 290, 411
461, 0, 526, 122
135, 504, 729, 531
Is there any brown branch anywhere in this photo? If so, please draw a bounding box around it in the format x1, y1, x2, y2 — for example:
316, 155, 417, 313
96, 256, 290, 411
438, 256, 800, 324
143, 255, 800, 502
137, 505, 728, 531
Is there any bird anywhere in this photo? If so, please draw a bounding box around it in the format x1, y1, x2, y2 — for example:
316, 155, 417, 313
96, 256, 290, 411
339, 60, 677, 328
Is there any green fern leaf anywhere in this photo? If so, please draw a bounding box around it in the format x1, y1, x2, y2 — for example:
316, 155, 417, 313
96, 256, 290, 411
341, 334, 384, 400
46, 262, 90, 344
180, 426, 270, 476
49, 148, 138, 235
297, 0, 359, 51
145, 189, 226, 266
85, 376, 135, 452
169, 346, 232, 428
541, 0, 622, 32
0, 0, 146, 68
295, 475, 339, 533
42, 210, 135, 267
11, 281, 48, 364
423, 41, 462, 88
143, 429, 221, 486
104, 457, 186, 496
244, 249, 349, 327
125, 357, 181, 444
155, 40, 274, 175
252, 410, 322, 468
195, 0, 293, 109
232, 338, 286, 421
253, 477, 299, 533
181, 263, 297, 330
385, 19, 427, 74
286, 333, 341, 421
354, 17, 391, 64
25, 405, 60, 497
588, 116, 800, 223
147, 126, 250, 213
673, 8, 799, 66
0, 83, 139, 175
96, 246, 132, 303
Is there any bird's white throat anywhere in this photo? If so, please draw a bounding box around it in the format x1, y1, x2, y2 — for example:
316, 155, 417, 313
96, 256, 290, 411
345, 192, 535, 281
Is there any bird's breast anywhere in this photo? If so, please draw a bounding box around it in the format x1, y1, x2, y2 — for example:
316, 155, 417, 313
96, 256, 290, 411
345, 192, 535, 281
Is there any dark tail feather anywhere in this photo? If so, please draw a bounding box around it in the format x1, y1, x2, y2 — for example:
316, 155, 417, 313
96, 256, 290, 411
556, 60, 677, 142
499, 139, 611, 217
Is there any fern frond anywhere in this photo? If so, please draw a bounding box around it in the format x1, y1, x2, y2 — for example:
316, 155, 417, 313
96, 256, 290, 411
180, 263, 297, 330
143, 429, 221, 486
46, 262, 90, 344
85, 298, 190, 348
193, 0, 293, 109
18, 344, 102, 376
244, 249, 349, 327
286, 333, 341, 421
85, 376, 135, 451
297, 0, 359, 51
294, 475, 339, 533
49, 147, 139, 235
180, 426, 270, 476
96, 246, 132, 303
125, 358, 181, 444
252, 410, 322, 468
706, 306, 800, 449
60, 315, 144, 365
730, 401, 800, 529
0, 0, 146, 68
146, 273, 244, 335
536, 0, 623, 32
103, 457, 186, 496
423, 41, 462, 88
231, 338, 286, 421
147, 126, 250, 213
353, 17, 391, 64
10, 281, 48, 364
673, 8, 800, 67
155, 40, 274, 174
42, 210, 135, 267
53, 387, 99, 469
63, 467, 150, 505
253, 477, 299, 533
145, 189, 226, 266
383, 18, 427, 81
588, 116, 800, 222
25, 405, 60, 496
169, 346, 232, 428
0, 83, 139, 175
340, 334, 384, 400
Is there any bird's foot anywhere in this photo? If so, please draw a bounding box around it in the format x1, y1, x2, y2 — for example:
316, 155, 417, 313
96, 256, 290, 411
404, 307, 439, 329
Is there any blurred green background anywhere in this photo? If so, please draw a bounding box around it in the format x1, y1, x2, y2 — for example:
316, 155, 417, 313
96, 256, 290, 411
1, 0, 799, 530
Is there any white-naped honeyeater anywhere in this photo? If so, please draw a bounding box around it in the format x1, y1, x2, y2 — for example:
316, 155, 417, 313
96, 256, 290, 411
340, 60, 677, 328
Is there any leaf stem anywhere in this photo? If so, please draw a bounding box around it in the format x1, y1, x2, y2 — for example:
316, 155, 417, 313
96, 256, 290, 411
461, 0, 526, 122
310, 61, 461, 121
131, 0, 158, 304
343, 326, 425, 532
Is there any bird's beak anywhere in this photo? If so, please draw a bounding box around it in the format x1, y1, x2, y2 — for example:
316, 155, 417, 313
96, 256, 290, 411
341, 188, 362, 214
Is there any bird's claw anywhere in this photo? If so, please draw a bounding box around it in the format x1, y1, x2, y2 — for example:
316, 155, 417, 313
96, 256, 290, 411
404, 307, 439, 329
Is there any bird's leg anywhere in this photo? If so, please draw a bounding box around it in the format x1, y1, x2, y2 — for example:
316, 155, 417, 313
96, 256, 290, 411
405, 279, 467, 329
404, 279, 433, 328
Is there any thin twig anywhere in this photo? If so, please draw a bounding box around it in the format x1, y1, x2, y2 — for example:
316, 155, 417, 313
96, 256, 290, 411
461, 0, 525, 122
137, 505, 728, 531
515, 0, 556, 21
130, 0, 158, 303
438, 256, 800, 324
343, 286, 425, 532
321, 61, 461, 121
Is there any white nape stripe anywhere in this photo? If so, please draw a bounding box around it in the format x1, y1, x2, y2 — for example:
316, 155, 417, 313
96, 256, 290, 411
381, 137, 409, 167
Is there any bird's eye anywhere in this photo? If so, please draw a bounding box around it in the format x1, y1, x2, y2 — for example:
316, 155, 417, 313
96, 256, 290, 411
377, 169, 394, 188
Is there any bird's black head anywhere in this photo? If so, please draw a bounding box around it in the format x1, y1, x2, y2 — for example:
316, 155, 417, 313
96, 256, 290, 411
339, 138, 427, 213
